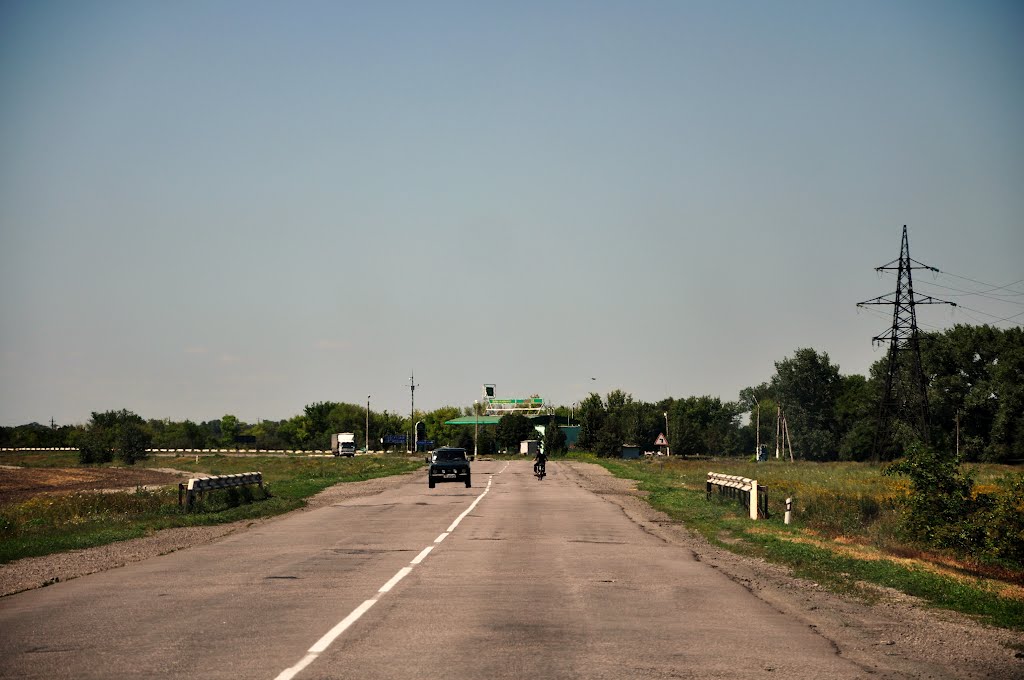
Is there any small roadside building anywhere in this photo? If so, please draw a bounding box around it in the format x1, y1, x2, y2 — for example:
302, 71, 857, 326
621, 444, 641, 460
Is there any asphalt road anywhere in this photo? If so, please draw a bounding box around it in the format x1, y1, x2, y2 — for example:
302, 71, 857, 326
0, 460, 869, 679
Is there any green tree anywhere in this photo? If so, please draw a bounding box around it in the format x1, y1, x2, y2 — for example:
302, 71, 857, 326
496, 413, 536, 452
78, 409, 151, 465
592, 390, 647, 457
919, 325, 1024, 462
835, 374, 876, 460
771, 348, 843, 460
576, 393, 604, 451
423, 406, 463, 449
220, 414, 241, 446
543, 416, 568, 455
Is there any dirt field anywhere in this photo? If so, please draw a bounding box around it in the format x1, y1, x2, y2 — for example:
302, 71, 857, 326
0, 466, 190, 503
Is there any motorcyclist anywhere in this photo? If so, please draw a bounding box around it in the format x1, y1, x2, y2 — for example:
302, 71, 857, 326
533, 448, 547, 476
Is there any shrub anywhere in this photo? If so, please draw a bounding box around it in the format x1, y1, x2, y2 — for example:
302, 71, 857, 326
78, 428, 113, 465
884, 444, 974, 547
885, 444, 1024, 568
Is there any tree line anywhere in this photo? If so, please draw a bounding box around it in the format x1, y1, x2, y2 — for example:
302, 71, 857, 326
2, 324, 1020, 463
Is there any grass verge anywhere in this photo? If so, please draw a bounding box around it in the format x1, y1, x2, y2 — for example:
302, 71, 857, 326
0, 454, 423, 564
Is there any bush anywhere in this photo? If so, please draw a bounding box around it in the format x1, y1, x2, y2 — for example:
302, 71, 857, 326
971, 475, 1024, 566
884, 444, 974, 546
78, 428, 113, 465
885, 444, 1024, 568
78, 409, 151, 466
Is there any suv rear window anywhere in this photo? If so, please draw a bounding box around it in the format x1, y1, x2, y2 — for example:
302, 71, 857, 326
434, 449, 466, 461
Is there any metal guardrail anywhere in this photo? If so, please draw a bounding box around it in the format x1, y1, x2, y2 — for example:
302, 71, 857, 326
706, 472, 768, 520
178, 472, 263, 510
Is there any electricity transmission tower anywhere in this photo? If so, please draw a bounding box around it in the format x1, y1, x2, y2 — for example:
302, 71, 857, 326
857, 225, 955, 458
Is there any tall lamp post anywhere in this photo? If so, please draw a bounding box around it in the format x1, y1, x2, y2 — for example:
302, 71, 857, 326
366, 395, 371, 454
664, 412, 671, 456
751, 396, 760, 459
474, 400, 479, 460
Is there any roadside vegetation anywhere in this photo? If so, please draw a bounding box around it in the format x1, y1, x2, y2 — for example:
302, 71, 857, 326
0, 453, 422, 564
567, 452, 1024, 630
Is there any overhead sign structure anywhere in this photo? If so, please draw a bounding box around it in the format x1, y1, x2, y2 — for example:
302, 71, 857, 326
481, 384, 546, 416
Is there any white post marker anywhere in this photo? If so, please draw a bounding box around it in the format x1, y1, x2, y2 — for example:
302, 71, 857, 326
785, 497, 792, 525
749, 479, 759, 520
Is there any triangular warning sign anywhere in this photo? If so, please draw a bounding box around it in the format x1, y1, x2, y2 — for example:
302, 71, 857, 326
654, 433, 668, 446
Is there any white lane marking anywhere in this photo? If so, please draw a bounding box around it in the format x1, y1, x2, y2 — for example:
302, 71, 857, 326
310, 599, 377, 652
275, 472, 499, 680
276, 653, 317, 680
274, 599, 378, 680
378, 567, 412, 593
411, 546, 434, 564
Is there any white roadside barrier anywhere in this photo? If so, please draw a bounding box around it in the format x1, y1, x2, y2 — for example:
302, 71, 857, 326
706, 472, 768, 520
178, 472, 263, 510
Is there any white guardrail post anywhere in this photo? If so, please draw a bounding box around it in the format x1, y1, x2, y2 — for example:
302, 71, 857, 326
706, 472, 766, 520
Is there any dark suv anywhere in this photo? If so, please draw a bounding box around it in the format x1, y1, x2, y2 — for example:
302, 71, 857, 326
428, 447, 471, 488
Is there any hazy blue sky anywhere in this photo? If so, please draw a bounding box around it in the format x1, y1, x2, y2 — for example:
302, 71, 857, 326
2, 1, 1022, 426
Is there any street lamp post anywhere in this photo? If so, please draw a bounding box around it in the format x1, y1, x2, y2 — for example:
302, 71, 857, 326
664, 412, 671, 456
366, 395, 371, 454
750, 395, 761, 459
474, 400, 479, 460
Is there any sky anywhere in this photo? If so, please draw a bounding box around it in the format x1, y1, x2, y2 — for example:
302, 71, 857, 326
1, 1, 1022, 427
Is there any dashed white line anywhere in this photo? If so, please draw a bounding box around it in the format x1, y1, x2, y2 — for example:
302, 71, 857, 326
378, 567, 412, 593
411, 546, 434, 564
275, 599, 378, 680
276, 468, 505, 680
310, 599, 378, 653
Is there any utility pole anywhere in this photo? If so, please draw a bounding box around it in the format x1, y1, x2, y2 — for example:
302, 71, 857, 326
366, 395, 371, 454
775, 405, 781, 459
409, 371, 419, 454
858, 225, 955, 459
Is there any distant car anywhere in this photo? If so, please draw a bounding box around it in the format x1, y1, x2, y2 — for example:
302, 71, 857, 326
428, 447, 471, 488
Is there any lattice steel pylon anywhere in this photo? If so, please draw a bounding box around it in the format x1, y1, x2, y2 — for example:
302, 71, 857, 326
857, 226, 955, 458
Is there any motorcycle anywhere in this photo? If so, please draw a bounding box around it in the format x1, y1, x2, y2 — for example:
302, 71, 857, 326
534, 462, 546, 480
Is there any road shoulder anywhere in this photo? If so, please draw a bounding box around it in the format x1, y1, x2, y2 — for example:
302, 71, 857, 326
560, 460, 1023, 679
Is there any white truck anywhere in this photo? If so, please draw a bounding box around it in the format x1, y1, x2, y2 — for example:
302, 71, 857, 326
520, 440, 541, 456
331, 432, 357, 457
